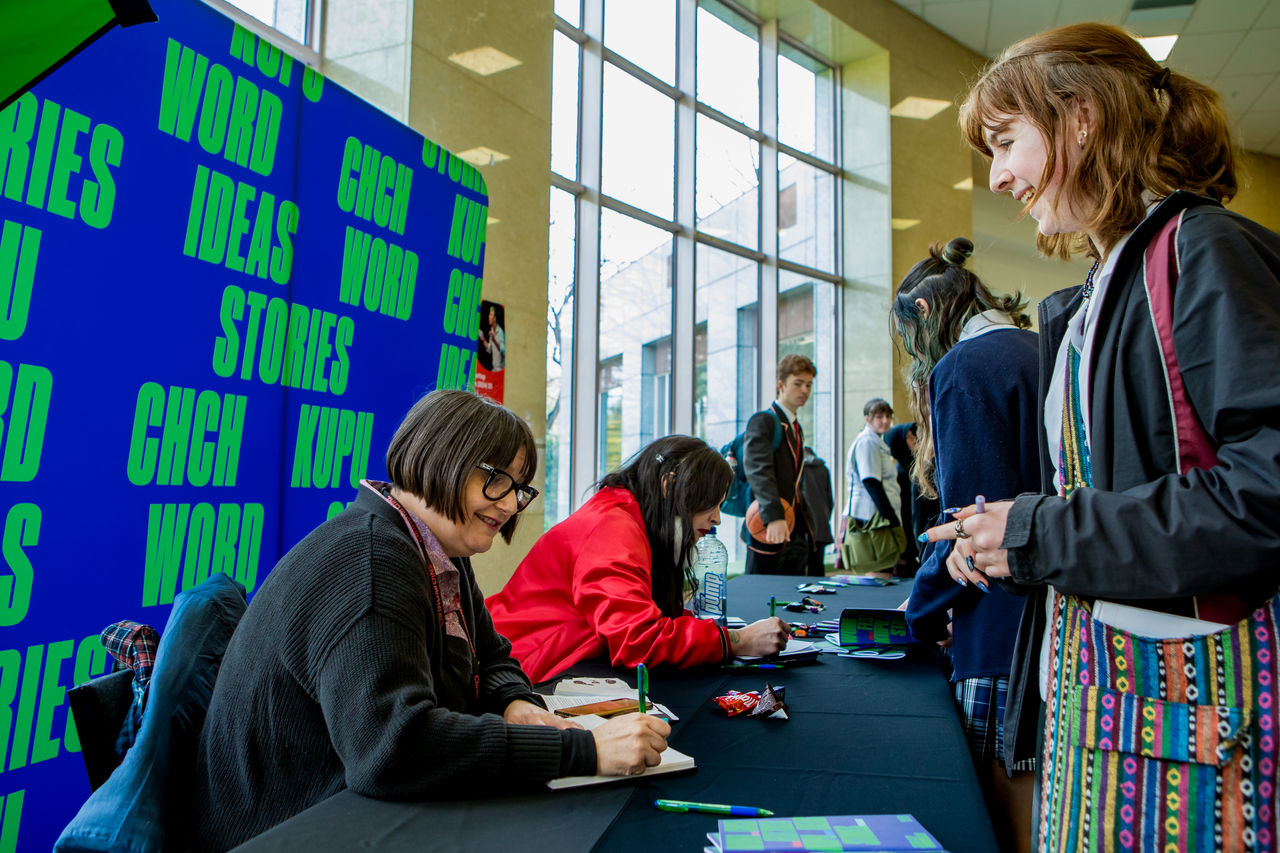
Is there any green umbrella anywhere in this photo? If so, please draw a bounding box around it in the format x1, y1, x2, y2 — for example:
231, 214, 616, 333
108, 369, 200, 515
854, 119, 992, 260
1, 0, 156, 111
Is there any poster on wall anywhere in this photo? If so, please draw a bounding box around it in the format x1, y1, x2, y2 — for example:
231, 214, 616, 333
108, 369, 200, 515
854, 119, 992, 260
0, 0, 488, 847
475, 299, 505, 403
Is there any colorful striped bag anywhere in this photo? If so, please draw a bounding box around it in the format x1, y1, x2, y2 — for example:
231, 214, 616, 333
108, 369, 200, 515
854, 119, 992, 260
1039, 210, 1279, 851
1040, 595, 1279, 850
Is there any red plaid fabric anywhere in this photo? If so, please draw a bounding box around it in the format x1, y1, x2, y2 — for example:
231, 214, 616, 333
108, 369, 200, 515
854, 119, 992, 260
100, 620, 159, 756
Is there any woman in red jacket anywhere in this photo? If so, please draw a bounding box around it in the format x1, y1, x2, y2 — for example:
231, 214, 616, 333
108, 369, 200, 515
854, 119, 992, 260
489, 435, 790, 683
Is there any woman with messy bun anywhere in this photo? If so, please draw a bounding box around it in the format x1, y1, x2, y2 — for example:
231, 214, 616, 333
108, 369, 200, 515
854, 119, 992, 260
893, 237, 1039, 852
925, 21, 1280, 852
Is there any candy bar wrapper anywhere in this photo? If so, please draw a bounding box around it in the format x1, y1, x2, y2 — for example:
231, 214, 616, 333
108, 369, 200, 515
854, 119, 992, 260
712, 689, 761, 716
748, 684, 789, 720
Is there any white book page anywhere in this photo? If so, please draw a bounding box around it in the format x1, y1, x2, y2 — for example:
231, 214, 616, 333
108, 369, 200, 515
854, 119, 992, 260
546, 714, 695, 790
1092, 600, 1228, 639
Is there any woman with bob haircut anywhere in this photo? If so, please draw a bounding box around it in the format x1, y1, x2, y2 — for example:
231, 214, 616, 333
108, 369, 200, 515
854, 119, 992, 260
489, 435, 790, 683
894, 237, 1039, 852
923, 22, 1280, 851
195, 390, 669, 852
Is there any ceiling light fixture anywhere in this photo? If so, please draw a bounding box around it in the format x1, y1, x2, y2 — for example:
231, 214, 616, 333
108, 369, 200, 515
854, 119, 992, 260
448, 46, 522, 76
953, 177, 973, 191
889, 97, 951, 120
1137, 35, 1177, 61
891, 218, 921, 230
458, 147, 511, 167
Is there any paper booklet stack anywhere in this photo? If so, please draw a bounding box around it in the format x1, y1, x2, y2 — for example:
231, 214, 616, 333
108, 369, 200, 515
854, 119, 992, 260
705, 814, 945, 853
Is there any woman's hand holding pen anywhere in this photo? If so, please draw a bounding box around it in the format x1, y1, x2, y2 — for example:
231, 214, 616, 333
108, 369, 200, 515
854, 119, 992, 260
920, 500, 1014, 585
729, 617, 791, 657
593, 713, 670, 776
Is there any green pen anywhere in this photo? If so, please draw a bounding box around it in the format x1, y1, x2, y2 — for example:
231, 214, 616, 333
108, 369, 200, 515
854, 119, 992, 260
769, 595, 776, 617
654, 799, 774, 817
637, 663, 648, 714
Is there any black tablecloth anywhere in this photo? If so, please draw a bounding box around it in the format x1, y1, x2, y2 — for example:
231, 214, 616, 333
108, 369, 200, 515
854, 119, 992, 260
234, 575, 997, 852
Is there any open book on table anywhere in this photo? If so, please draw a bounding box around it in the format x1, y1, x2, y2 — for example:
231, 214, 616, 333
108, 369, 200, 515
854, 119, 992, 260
735, 637, 821, 663
547, 713, 695, 789
823, 608, 915, 659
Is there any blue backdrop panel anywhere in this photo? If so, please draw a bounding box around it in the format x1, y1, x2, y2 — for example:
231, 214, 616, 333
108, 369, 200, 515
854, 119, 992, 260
0, 0, 487, 847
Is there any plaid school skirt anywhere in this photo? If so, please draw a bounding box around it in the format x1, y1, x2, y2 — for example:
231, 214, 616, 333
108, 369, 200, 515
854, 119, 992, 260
955, 676, 1037, 772
1040, 593, 1280, 852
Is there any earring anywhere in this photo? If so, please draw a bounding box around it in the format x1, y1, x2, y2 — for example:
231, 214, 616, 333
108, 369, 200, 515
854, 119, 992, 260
1078, 130, 1087, 148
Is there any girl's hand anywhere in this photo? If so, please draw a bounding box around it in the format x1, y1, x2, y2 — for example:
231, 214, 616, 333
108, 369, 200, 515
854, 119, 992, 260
921, 501, 1013, 585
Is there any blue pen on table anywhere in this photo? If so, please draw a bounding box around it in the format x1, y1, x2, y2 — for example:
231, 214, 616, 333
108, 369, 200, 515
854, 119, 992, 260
722, 663, 783, 670
637, 663, 648, 714
654, 799, 775, 817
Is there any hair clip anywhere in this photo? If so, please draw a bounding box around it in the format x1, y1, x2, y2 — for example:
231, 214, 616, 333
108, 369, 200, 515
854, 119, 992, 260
655, 453, 665, 464
1151, 67, 1171, 91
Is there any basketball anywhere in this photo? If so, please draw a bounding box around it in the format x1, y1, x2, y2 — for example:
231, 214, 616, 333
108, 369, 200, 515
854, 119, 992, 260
745, 498, 794, 543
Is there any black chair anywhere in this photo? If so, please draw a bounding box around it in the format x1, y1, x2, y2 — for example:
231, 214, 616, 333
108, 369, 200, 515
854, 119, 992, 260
67, 669, 136, 791
56, 575, 247, 852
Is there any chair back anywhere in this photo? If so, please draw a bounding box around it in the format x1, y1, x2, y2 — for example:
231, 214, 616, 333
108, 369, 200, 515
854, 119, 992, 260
55, 574, 248, 853
67, 669, 135, 791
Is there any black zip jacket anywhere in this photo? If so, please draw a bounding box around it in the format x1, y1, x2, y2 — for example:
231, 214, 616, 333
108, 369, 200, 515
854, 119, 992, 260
999, 192, 1280, 767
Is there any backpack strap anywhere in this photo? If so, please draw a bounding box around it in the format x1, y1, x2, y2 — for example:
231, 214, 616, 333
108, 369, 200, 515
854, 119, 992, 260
1142, 211, 1246, 623
1142, 211, 1218, 474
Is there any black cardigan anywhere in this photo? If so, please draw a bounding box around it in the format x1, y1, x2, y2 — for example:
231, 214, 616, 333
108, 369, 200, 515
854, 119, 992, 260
999, 192, 1280, 766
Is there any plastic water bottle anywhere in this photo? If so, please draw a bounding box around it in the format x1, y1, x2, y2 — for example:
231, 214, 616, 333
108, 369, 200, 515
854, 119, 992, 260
693, 528, 729, 626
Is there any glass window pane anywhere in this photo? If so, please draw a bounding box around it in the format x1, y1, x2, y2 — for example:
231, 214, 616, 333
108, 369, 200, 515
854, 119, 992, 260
695, 243, 758, 569
599, 210, 674, 477
696, 115, 759, 249
697, 0, 759, 129
551, 31, 580, 180
779, 270, 836, 562
227, 0, 307, 44
323, 0, 410, 119
779, 44, 834, 162
778, 154, 835, 272
604, 0, 675, 84
602, 66, 675, 219
555, 0, 580, 28
545, 188, 577, 528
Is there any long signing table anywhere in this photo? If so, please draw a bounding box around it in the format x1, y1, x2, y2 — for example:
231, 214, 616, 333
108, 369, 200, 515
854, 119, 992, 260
234, 574, 998, 852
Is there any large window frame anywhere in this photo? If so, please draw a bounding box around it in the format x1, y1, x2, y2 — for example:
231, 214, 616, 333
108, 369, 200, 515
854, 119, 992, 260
204, 0, 325, 65
548, 0, 846, 526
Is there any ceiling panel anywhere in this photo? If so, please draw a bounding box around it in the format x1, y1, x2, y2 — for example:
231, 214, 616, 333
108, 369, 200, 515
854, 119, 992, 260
983, 0, 1056, 57
1167, 30, 1243, 82
1253, 74, 1280, 112
1217, 28, 1280, 76
1056, 0, 1131, 28
1183, 0, 1269, 33
1254, 0, 1280, 28
1239, 110, 1280, 151
1215, 73, 1276, 120
920, 0, 991, 54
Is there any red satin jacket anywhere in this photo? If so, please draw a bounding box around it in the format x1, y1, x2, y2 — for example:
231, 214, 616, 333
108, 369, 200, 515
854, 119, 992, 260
487, 487, 730, 683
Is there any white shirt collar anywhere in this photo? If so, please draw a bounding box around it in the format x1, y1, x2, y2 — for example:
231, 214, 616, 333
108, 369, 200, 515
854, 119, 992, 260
957, 309, 1017, 344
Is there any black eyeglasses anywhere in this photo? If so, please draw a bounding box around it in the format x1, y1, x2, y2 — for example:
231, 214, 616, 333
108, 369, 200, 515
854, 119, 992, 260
476, 463, 539, 511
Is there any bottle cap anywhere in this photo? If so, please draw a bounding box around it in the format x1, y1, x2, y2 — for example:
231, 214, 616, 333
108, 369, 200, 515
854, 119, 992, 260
708, 526, 717, 534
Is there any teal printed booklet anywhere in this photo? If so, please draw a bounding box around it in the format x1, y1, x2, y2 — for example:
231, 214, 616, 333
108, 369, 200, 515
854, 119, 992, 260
706, 814, 945, 853
823, 608, 914, 658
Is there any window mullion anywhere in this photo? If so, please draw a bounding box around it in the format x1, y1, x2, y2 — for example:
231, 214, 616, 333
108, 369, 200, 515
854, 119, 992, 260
571, 0, 605, 512
672, 0, 697, 435
757, 18, 779, 406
